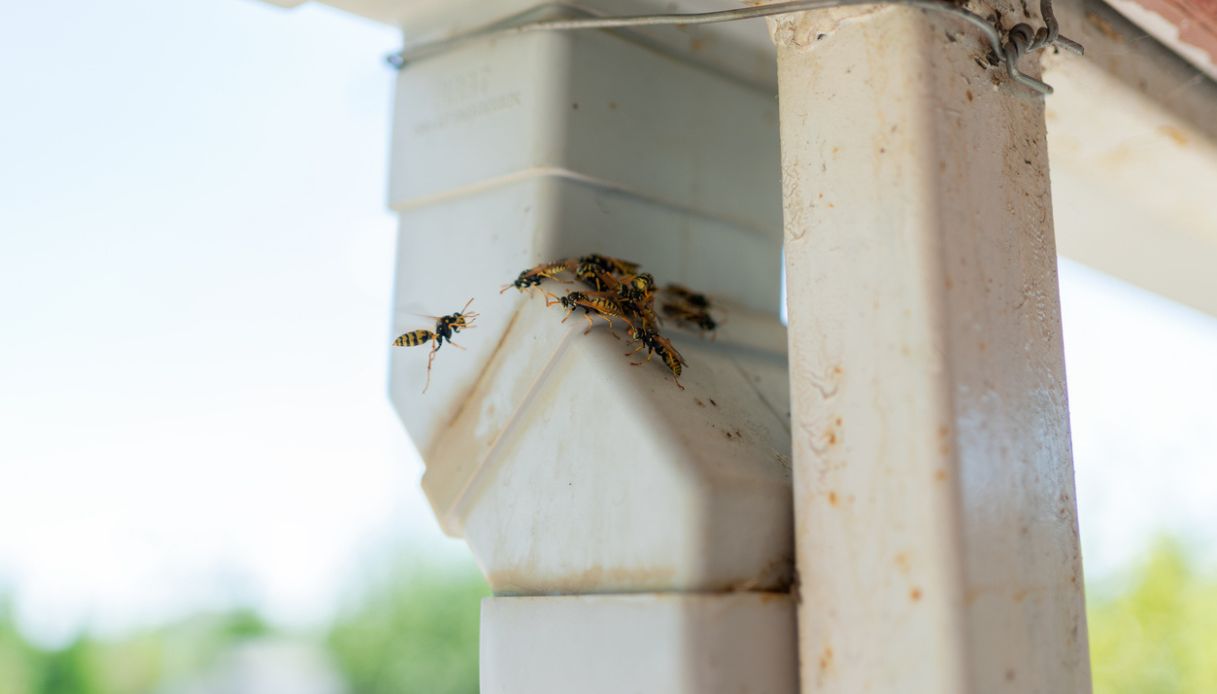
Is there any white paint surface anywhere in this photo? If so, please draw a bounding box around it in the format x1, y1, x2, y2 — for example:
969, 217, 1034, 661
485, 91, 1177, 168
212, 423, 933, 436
384, 16, 784, 476
376, 2, 797, 691
1044, 0, 1217, 319
481, 593, 798, 694
771, 6, 1090, 693
455, 298, 793, 594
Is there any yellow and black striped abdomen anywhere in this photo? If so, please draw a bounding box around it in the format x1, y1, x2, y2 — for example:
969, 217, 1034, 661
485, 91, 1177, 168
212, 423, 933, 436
588, 296, 625, 317
536, 262, 568, 279
659, 348, 682, 377
393, 329, 434, 348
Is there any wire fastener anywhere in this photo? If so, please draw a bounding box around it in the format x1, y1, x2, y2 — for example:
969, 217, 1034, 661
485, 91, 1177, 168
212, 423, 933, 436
385, 0, 1082, 95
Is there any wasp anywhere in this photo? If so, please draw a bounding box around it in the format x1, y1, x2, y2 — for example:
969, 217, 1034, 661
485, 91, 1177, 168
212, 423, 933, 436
545, 291, 635, 334
625, 326, 687, 390
391, 298, 479, 393
500, 261, 572, 293
618, 273, 656, 304
571, 259, 618, 292
661, 301, 717, 334
568, 254, 640, 291
663, 283, 711, 310
595, 272, 657, 328
579, 253, 639, 277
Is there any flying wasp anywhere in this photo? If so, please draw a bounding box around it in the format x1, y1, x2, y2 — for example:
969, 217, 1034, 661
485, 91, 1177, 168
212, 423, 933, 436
391, 298, 479, 393
545, 291, 635, 335
625, 326, 687, 390
501, 261, 572, 294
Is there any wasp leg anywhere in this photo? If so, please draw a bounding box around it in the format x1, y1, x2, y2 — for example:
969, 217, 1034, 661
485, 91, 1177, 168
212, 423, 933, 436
447, 341, 467, 350
629, 351, 655, 367
582, 312, 596, 335
670, 376, 686, 391
423, 343, 440, 394
624, 343, 646, 358
615, 318, 636, 340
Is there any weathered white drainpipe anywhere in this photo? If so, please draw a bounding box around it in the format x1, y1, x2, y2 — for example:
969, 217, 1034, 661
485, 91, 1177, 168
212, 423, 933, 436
265, 0, 1093, 690
375, 2, 796, 692
769, 1, 1091, 691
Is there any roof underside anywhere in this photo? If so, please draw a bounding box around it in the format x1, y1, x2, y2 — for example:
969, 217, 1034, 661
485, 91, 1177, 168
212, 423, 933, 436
263, 0, 1217, 318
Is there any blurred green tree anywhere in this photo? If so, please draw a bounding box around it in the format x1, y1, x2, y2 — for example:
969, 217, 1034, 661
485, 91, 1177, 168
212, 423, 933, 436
327, 559, 488, 694
0, 599, 40, 694
6, 540, 1215, 694
1089, 538, 1217, 694
0, 601, 271, 694
36, 637, 103, 694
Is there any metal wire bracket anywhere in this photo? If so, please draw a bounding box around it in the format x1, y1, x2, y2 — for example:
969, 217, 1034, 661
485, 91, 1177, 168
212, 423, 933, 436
385, 0, 1083, 95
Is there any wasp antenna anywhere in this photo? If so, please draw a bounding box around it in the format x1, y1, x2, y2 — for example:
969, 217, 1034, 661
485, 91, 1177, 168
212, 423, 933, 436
543, 292, 561, 307
461, 297, 475, 313
499, 283, 514, 294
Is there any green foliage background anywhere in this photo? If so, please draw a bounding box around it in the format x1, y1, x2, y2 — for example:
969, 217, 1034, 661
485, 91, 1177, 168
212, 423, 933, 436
1087, 540, 1217, 694
0, 605, 270, 694
0, 562, 487, 694
1, 541, 1213, 693
328, 561, 488, 694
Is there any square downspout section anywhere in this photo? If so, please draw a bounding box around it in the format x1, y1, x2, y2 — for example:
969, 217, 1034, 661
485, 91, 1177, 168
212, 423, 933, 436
769, 3, 1091, 692
379, 2, 795, 692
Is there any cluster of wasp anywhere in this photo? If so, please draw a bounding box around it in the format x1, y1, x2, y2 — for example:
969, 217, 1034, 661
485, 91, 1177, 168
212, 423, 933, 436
502, 254, 717, 390
391, 253, 715, 392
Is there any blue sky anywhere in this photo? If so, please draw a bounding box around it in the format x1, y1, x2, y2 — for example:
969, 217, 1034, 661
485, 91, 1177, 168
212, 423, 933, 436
1, 0, 1215, 646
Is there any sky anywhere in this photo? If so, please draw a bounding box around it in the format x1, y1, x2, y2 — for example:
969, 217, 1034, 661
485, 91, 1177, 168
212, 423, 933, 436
1062, 259, 1217, 585
0, 0, 467, 645
1, 0, 1215, 647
